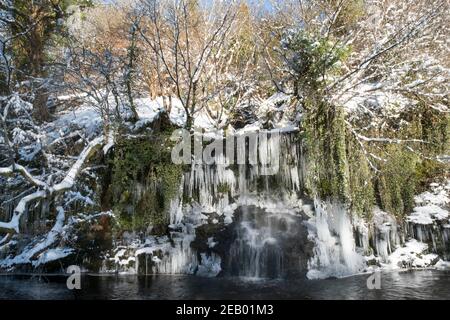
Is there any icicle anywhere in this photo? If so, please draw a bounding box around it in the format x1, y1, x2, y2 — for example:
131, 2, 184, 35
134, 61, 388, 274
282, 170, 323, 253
306, 199, 365, 279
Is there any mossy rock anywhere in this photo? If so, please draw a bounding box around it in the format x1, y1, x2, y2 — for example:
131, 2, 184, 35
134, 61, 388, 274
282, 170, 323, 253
106, 130, 183, 235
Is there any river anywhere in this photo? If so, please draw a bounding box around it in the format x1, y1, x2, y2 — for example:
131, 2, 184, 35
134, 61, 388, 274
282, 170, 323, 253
0, 270, 449, 300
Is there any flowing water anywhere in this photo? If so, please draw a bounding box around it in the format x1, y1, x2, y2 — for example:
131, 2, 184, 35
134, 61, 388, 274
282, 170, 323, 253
0, 270, 449, 300
226, 204, 310, 278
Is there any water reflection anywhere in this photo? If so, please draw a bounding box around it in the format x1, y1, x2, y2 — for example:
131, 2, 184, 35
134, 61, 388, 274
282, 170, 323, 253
0, 270, 449, 300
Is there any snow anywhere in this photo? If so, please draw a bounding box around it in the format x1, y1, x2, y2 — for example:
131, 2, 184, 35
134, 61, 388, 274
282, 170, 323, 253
103, 130, 115, 154
0, 207, 66, 267
0, 167, 13, 175
0, 190, 47, 234
407, 181, 450, 225
52, 92, 297, 136
407, 205, 449, 225
0, 164, 47, 188
53, 104, 102, 140
193, 111, 218, 129
64, 191, 95, 207
207, 237, 218, 248
52, 95, 184, 140
337, 81, 417, 120
118, 256, 135, 266
52, 135, 104, 193
414, 189, 449, 207
386, 239, 439, 269
114, 249, 127, 264
133, 97, 165, 129
434, 259, 450, 270
133, 97, 187, 129
33, 248, 74, 267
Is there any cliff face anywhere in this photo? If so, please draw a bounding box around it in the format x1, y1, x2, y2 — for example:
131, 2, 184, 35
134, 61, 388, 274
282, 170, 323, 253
14, 128, 443, 279
0, 102, 448, 278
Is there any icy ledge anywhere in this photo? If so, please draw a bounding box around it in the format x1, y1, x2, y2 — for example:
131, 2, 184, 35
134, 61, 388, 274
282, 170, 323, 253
383, 239, 439, 270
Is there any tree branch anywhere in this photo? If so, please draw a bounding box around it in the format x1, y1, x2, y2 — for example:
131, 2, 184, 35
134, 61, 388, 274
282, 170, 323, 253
0, 135, 105, 235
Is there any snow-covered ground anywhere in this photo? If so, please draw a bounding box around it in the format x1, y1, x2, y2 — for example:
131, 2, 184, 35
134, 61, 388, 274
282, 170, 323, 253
380, 181, 450, 272
52, 92, 298, 134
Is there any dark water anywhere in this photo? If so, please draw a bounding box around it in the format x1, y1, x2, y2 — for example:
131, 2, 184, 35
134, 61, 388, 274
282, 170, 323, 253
0, 270, 449, 300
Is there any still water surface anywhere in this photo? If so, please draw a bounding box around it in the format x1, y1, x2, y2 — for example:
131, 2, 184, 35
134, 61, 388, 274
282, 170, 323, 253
0, 270, 449, 300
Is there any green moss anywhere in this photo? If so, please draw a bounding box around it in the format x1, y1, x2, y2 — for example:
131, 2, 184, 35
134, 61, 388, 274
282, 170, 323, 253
415, 159, 448, 188
303, 101, 350, 203
217, 183, 231, 194
419, 105, 449, 154
376, 145, 419, 217
108, 132, 183, 234
365, 104, 449, 218
301, 99, 449, 219
346, 134, 375, 218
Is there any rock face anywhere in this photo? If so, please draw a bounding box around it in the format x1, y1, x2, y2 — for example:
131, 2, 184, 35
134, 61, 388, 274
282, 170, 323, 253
2, 128, 449, 278
104, 130, 315, 278
406, 182, 450, 260
103, 130, 449, 279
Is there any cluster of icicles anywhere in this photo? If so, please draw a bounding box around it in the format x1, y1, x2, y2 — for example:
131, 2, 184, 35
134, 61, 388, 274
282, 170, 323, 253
114, 130, 448, 279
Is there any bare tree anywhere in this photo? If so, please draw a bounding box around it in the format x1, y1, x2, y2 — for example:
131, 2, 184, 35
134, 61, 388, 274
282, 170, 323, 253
137, 0, 237, 128
0, 2, 117, 249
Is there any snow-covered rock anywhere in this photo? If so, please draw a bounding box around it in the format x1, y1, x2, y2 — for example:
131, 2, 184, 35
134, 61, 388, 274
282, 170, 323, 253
386, 239, 439, 269
408, 182, 450, 225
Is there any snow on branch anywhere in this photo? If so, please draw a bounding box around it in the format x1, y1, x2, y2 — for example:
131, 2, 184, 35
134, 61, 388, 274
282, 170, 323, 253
0, 163, 47, 188
52, 135, 104, 193
345, 120, 427, 145
354, 134, 427, 145
0, 207, 66, 268
0, 135, 105, 235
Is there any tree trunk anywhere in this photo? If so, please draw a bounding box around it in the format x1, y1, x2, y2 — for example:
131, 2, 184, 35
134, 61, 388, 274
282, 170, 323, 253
33, 88, 51, 122
29, 18, 50, 122
126, 23, 139, 122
